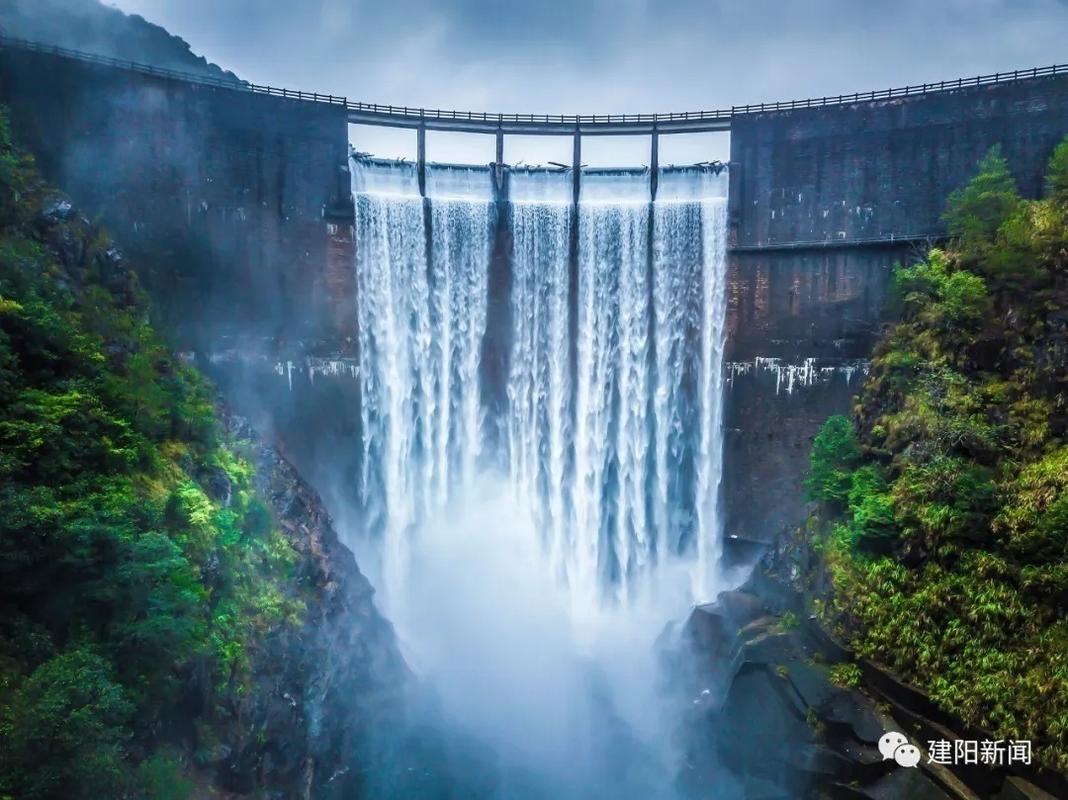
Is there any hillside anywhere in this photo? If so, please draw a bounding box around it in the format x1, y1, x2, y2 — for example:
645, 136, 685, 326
806, 143, 1068, 771
0, 111, 406, 799
0, 0, 239, 81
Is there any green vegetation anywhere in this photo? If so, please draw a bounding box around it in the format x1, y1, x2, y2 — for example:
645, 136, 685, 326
828, 662, 863, 689
0, 113, 302, 798
807, 143, 1068, 769
776, 610, 800, 631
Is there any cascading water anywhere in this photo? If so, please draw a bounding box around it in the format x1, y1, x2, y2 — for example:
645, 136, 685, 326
423, 165, 494, 502
573, 171, 653, 608
506, 169, 573, 581
351, 155, 729, 798
353, 160, 427, 593
654, 167, 729, 598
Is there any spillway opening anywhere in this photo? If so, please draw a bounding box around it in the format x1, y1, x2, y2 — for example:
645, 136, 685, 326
350, 155, 731, 799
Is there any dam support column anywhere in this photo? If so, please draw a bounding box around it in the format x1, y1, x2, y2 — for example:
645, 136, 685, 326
482, 139, 512, 461
417, 124, 427, 197
650, 129, 659, 201
495, 128, 505, 195
567, 129, 582, 442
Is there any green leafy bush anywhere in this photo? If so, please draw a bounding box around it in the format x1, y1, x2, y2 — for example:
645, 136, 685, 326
805, 415, 861, 506
828, 662, 862, 689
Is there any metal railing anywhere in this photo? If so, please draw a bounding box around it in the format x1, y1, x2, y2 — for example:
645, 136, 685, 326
0, 34, 351, 105
2, 33, 1066, 127
729, 64, 1068, 115
345, 102, 733, 125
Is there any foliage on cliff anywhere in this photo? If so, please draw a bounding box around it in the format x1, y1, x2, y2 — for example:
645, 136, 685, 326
0, 112, 304, 799
807, 141, 1068, 770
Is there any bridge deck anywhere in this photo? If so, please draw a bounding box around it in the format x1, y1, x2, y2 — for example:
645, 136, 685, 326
346, 108, 731, 135
2, 34, 1067, 136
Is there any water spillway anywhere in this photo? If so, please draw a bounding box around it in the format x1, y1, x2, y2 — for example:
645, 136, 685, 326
351, 157, 729, 797
507, 168, 573, 586
353, 157, 729, 608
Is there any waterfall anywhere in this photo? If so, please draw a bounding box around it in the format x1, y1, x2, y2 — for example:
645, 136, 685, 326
352, 157, 728, 608
354, 159, 492, 592
507, 170, 573, 580
425, 165, 494, 499
574, 172, 652, 606
655, 167, 729, 597
352, 156, 730, 798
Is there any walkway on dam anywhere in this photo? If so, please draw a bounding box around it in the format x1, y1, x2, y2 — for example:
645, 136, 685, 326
2, 33, 1066, 136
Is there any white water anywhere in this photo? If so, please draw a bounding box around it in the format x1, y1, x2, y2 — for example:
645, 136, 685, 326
507, 170, 573, 583
354, 160, 492, 593
352, 158, 729, 798
574, 172, 652, 608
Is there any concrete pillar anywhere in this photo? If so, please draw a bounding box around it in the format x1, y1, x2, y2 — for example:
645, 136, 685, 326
572, 130, 582, 206
417, 124, 427, 197
495, 128, 505, 193
650, 129, 660, 201
567, 128, 582, 441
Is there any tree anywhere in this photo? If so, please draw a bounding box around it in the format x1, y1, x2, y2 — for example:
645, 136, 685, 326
1042, 138, 1068, 210
805, 415, 861, 506
0, 649, 133, 800
943, 145, 1021, 249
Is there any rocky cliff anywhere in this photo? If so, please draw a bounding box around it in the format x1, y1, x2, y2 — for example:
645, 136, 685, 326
204, 410, 411, 799
670, 542, 1065, 800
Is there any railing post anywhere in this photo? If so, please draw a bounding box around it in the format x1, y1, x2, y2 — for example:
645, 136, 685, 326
417, 124, 427, 198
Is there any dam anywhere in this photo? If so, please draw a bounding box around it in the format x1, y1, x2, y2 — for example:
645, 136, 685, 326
2, 19, 1068, 798
3, 33, 1068, 566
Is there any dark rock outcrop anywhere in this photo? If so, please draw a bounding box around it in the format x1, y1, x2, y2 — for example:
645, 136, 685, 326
205, 411, 411, 799
671, 552, 1066, 800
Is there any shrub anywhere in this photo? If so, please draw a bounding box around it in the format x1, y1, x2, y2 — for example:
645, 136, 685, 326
805, 415, 861, 506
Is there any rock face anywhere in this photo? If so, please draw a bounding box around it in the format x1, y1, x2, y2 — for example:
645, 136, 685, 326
670, 543, 1066, 800
207, 411, 411, 800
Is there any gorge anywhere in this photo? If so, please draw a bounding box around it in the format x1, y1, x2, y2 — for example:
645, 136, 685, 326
2, 3, 1068, 798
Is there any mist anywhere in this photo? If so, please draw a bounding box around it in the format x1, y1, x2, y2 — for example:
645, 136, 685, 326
378, 475, 694, 799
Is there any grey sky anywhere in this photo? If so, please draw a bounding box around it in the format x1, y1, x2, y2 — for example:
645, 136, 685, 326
107, 0, 1068, 164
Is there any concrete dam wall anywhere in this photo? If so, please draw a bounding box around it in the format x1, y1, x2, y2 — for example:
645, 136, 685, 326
721, 74, 1068, 555
0, 44, 356, 350
4, 41, 1068, 562
729, 73, 1068, 248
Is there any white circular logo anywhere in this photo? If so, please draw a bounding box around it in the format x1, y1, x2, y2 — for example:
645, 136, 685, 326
894, 743, 921, 768
878, 731, 920, 768
878, 731, 908, 761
